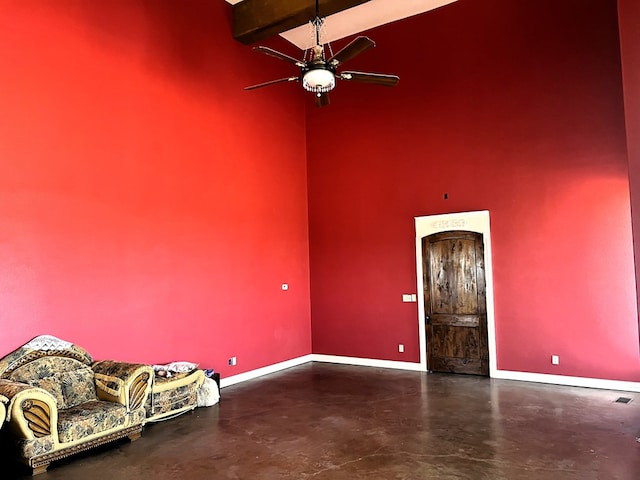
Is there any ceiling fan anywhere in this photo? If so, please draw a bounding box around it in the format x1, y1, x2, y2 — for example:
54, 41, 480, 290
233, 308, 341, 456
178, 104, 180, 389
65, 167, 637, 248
244, 0, 400, 107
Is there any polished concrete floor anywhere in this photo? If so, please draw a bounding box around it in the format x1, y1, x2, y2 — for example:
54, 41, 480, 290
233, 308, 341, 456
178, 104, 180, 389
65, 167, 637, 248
4, 363, 640, 479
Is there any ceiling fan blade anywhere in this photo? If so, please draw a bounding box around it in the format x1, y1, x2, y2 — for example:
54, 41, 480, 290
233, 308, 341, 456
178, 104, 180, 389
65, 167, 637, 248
339, 71, 400, 87
253, 46, 305, 67
329, 36, 375, 67
315, 93, 330, 108
245, 77, 300, 91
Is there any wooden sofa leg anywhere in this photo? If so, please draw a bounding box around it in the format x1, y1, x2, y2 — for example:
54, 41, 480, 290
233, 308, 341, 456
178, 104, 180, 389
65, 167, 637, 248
32, 462, 49, 476
128, 431, 142, 442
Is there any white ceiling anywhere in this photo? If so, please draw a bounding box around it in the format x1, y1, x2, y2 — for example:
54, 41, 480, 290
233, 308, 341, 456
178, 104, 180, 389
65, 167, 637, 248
227, 0, 458, 50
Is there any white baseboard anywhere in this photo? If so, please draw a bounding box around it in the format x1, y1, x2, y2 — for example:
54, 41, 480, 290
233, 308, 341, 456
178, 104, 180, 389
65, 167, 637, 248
310, 354, 423, 371
493, 369, 640, 393
220, 354, 312, 388
220, 354, 640, 394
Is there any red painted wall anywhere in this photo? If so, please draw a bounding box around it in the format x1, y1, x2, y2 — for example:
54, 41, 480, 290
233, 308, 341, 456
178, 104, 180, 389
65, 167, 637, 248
619, 0, 640, 341
0, 0, 311, 378
307, 0, 640, 381
1, 0, 637, 384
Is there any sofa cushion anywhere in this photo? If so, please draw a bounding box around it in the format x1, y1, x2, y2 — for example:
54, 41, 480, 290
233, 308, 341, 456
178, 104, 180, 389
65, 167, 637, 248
9, 357, 87, 383
28, 376, 67, 408
58, 367, 97, 409
57, 400, 127, 443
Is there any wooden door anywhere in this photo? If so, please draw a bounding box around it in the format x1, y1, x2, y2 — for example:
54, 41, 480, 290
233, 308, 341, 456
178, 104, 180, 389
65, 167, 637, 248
422, 231, 488, 375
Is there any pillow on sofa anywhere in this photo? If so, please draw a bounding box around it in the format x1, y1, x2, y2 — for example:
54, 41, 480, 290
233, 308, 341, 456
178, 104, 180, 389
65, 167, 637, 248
57, 367, 97, 409
164, 361, 198, 373
29, 377, 66, 409
153, 361, 198, 378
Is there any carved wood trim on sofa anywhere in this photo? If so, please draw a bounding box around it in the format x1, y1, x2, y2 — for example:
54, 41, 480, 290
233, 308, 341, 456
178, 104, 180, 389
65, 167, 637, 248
29, 425, 143, 475
21, 399, 51, 438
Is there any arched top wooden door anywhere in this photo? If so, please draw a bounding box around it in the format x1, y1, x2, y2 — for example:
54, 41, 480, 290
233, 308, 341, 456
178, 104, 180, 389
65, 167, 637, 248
422, 230, 489, 376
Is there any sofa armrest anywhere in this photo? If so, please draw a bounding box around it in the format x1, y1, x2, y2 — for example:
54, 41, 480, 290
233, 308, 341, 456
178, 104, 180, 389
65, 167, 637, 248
0, 379, 58, 441
91, 361, 153, 411
0, 393, 7, 426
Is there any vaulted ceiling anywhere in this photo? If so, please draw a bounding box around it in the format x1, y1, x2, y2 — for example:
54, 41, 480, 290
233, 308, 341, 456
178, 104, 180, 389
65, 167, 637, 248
228, 0, 457, 49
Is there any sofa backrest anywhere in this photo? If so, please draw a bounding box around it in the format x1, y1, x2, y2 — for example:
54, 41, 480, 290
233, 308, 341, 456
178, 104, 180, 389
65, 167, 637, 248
0, 335, 93, 379
0, 335, 97, 409
9, 357, 87, 383
10, 358, 98, 409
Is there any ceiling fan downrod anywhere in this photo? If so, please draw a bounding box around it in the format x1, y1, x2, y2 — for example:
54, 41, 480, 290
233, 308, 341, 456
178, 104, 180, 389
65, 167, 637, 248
302, 0, 335, 94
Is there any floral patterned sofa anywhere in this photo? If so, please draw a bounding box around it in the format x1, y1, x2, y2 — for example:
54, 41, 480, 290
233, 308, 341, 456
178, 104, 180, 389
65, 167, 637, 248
0, 335, 153, 475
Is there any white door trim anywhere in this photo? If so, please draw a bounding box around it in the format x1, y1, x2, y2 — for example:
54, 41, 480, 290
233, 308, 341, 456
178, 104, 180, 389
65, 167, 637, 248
415, 210, 497, 376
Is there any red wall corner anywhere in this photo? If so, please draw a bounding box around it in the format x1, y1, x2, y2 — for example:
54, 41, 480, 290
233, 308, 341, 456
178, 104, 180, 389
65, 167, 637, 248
619, 0, 640, 348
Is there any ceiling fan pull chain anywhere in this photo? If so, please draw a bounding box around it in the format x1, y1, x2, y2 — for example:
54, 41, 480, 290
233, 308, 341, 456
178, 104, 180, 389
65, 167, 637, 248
307, 20, 315, 52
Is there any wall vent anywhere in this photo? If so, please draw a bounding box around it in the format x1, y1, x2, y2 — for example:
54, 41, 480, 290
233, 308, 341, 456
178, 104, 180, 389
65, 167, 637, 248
614, 397, 632, 404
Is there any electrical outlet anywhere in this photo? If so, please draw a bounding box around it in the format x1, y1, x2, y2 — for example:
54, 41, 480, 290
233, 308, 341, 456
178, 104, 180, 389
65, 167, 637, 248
228, 356, 237, 366
398, 344, 404, 353
551, 355, 560, 365
281, 283, 289, 291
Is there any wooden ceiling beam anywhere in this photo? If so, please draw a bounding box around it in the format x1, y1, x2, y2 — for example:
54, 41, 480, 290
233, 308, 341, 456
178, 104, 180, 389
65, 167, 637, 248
233, 0, 372, 45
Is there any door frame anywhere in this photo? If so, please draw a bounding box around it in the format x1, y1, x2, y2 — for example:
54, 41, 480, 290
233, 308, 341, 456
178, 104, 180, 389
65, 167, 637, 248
415, 210, 497, 376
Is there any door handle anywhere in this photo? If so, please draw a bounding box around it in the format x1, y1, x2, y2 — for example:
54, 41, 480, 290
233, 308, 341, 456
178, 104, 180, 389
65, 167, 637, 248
425, 315, 431, 324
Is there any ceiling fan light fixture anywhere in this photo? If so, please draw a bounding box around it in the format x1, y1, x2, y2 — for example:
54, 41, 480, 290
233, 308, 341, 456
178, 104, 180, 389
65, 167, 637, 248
302, 68, 335, 93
